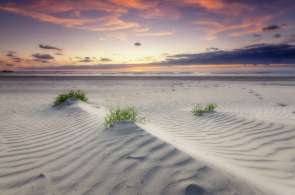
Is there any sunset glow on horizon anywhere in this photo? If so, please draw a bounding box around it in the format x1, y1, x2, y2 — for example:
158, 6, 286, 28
0, 0, 295, 72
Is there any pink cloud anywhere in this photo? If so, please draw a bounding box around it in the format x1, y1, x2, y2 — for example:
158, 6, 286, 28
0, 5, 94, 27
0, 0, 286, 42
29, 0, 127, 14
182, 0, 225, 10
86, 15, 140, 31
0, 2, 140, 32
136, 31, 174, 37
193, 15, 273, 40
111, 0, 157, 10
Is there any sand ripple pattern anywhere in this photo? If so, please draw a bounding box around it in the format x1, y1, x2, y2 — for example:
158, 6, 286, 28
0, 102, 262, 195
143, 105, 295, 195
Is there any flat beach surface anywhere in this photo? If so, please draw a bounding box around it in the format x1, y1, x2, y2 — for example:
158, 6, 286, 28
0, 76, 295, 195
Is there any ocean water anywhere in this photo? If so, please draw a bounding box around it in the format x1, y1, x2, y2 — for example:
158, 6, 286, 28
2, 65, 295, 77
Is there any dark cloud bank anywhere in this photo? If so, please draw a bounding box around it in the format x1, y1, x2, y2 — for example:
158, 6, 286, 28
161, 44, 295, 65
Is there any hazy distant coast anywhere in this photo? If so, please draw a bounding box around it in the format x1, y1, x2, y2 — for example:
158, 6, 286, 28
1, 71, 295, 81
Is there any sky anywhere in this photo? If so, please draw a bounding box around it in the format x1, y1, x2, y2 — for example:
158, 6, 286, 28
0, 0, 295, 72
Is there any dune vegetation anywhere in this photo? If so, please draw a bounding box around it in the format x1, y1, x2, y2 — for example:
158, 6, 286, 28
104, 106, 145, 127
192, 103, 217, 116
53, 90, 88, 106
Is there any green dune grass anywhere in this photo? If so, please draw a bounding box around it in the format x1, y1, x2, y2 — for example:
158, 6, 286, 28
192, 103, 217, 116
53, 90, 88, 106
104, 106, 145, 127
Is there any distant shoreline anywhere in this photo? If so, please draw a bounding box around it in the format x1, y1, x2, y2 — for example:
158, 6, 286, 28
1, 73, 295, 81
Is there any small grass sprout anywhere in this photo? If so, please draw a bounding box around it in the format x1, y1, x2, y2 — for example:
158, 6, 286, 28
53, 90, 88, 106
192, 103, 217, 116
104, 106, 145, 127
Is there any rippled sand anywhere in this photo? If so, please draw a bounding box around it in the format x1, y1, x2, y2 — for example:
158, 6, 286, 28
0, 76, 294, 195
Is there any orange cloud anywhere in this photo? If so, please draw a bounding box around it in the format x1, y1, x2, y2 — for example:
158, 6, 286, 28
193, 15, 272, 40
111, 0, 156, 10
0, 3, 139, 32
87, 15, 140, 31
178, 0, 252, 16
182, 0, 224, 10
29, 0, 127, 14
140, 5, 181, 19
0, 0, 176, 35
0, 5, 94, 27
111, 0, 180, 20
0, 0, 277, 43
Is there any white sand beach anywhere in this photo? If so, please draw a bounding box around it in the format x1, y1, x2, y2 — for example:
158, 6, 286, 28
0, 76, 295, 195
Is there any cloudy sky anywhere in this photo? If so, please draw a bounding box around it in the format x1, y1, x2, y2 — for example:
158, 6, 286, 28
0, 0, 295, 71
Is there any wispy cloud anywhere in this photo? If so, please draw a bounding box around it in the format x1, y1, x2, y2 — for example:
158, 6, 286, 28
177, 0, 253, 17
136, 31, 174, 37
85, 15, 140, 32
0, 2, 140, 32
0, 0, 292, 40
181, 0, 225, 10
0, 6, 94, 27
193, 15, 272, 40
111, 0, 157, 10
0, 0, 294, 68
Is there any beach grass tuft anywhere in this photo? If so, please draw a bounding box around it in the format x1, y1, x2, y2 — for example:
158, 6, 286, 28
53, 90, 88, 106
192, 103, 217, 116
104, 106, 145, 127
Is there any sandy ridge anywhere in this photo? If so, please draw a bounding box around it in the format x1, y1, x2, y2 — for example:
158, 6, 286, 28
0, 101, 263, 195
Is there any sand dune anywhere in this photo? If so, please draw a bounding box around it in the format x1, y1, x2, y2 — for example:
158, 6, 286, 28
1, 77, 295, 194
139, 81, 295, 195
142, 111, 295, 194
0, 100, 262, 195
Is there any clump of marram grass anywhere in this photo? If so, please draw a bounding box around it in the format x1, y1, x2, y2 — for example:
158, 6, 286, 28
53, 90, 88, 106
104, 106, 145, 127
192, 103, 217, 116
